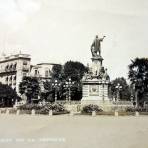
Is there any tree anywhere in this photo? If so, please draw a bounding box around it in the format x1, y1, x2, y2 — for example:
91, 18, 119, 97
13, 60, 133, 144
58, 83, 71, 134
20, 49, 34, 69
110, 77, 131, 101
63, 61, 88, 100
0, 83, 19, 107
51, 64, 63, 80
19, 76, 40, 103
128, 58, 148, 107
42, 80, 55, 102
63, 61, 88, 82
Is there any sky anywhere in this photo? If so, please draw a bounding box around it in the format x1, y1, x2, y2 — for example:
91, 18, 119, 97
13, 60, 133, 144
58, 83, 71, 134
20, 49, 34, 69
0, 0, 148, 80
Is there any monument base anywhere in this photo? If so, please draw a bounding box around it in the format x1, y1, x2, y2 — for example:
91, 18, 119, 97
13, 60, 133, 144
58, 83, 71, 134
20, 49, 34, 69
81, 78, 110, 101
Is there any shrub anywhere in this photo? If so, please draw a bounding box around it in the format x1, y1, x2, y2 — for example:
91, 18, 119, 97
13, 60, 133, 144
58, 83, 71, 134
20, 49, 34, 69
36, 103, 52, 114
18, 103, 68, 115
82, 104, 103, 113
125, 107, 135, 112
126, 107, 148, 112
51, 103, 65, 112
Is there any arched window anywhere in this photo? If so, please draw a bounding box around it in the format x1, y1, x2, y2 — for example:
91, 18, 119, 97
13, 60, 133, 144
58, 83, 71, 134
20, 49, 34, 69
13, 63, 17, 70
9, 76, 12, 86
9, 64, 13, 70
5, 64, 9, 71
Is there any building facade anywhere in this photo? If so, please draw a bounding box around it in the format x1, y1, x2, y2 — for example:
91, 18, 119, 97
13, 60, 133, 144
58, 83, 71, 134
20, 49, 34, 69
30, 63, 58, 80
30, 63, 60, 92
0, 53, 31, 94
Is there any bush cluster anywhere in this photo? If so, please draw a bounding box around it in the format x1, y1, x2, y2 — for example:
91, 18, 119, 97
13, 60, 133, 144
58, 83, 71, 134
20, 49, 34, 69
37, 103, 66, 114
126, 107, 148, 112
82, 104, 103, 113
18, 103, 68, 115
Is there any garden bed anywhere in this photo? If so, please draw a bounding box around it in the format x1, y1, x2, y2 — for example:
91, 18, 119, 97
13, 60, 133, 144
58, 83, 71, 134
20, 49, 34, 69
17, 103, 69, 115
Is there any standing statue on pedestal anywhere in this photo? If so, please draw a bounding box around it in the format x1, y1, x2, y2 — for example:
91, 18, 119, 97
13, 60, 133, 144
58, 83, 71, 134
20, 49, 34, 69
91, 35, 106, 57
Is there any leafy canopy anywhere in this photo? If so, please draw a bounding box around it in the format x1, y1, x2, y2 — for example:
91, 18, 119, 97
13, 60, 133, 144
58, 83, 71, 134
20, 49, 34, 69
19, 76, 40, 103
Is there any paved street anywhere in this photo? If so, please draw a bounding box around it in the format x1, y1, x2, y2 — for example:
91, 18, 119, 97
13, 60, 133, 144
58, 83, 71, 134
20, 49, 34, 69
0, 115, 148, 148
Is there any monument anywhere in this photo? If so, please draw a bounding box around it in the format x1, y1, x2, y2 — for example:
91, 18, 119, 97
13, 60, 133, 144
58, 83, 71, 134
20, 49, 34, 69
81, 35, 110, 105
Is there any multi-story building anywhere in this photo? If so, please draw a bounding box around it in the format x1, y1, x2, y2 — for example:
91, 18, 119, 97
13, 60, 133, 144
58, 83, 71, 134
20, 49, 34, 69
0, 53, 61, 95
0, 53, 31, 94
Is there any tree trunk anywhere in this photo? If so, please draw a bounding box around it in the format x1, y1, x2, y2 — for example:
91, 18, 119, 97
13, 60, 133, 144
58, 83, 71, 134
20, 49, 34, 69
135, 90, 139, 108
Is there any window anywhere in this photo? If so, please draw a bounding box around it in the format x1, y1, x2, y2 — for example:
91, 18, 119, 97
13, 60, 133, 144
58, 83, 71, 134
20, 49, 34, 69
23, 72, 27, 77
13, 63, 17, 70
5, 77, 8, 84
5, 65, 9, 71
45, 70, 48, 77
23, 61, 27, 65
35, 70, 38, 75
9, 76, 12, 85
13, 76, 16, 80
10, 64, 13, 71
9, 76, 12, 81
13, 76, 16, 85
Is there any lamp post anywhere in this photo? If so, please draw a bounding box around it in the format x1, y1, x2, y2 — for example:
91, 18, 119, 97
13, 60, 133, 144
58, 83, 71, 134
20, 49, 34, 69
52, 80, 61, 103
115, 83, 122, 102
63, 83, 69, 102
99, 80, 108, 102
64, 78, 74, 103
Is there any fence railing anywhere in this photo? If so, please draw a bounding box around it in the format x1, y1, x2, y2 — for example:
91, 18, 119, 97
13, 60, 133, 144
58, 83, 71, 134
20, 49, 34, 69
56, 100, 81, 105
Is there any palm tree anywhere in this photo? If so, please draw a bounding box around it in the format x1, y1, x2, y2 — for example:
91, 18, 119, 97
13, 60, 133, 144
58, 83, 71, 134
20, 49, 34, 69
128, 58, 148, 107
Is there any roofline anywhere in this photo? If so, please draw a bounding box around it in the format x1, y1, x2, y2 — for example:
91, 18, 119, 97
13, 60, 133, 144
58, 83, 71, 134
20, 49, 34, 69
0, 57, 31, 64
37, 63, 61, 65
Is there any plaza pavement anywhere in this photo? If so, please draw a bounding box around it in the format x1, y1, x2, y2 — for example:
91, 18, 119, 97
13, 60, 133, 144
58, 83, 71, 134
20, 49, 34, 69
0, 114, 148, 148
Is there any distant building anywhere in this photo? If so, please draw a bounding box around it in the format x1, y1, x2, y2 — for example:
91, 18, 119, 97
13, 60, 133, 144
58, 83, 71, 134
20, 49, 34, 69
0, 53, 31, 93
30, 63, 59, 80
30, 63, 61, 92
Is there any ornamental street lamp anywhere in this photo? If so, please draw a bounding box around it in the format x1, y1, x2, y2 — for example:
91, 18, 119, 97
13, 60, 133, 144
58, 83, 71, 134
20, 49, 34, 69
99, 80, 108, 102
64, 78, 74, 103
115, 83, 122, 102
52, 80, 61, 103
63, 83, 69, 102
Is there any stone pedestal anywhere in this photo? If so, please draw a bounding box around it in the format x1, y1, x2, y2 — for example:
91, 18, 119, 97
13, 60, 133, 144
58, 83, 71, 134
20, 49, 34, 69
49, 110, 53, 116
91, 56, 103, 76
81, 78, 110, 105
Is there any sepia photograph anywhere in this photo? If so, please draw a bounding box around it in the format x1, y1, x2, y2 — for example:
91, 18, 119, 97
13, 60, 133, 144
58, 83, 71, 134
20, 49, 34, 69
0, 0, 148, 148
